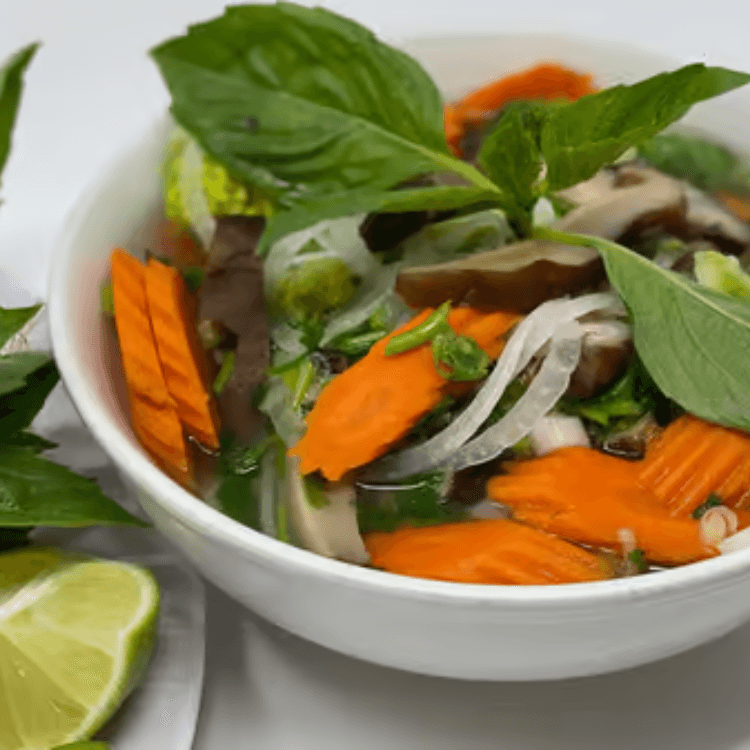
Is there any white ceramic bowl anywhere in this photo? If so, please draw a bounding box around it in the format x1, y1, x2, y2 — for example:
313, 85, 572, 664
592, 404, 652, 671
49, 33, 750, 681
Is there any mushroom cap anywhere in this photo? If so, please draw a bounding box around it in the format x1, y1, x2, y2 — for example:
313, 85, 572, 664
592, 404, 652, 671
396, 165, 685, 312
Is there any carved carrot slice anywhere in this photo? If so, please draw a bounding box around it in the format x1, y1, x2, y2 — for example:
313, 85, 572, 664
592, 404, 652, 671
638, 414, 750, 515
145, 258, 220, 450
487, 447, 715, 566
289, 307, 519, 481
445, 62, 596, 156
110, 249, 192, 484
364, 518, 612, 585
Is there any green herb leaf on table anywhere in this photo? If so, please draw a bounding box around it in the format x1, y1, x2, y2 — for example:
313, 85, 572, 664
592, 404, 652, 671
537, 226, 750, 433
540, 64, 750, 191
0, 303, 41, 350
0, 447, 147, 527
0, 358, 59, 439
0, 350, 52, 397
0, 43, 38, 186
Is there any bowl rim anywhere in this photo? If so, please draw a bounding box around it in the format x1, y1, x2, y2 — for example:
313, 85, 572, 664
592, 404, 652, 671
47, 30, 750, 608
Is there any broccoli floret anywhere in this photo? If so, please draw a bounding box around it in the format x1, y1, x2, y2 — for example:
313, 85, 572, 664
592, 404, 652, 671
275, 258, 359, 322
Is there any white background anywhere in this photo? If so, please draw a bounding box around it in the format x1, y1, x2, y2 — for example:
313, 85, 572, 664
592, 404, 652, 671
5, 1, 750, 748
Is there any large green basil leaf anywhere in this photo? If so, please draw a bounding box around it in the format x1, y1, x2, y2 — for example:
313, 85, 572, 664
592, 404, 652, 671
0, 447, 146, 527
538, 226, 750, 431
639, 132, 749, 193
0, 44, 38, 185
151, 3, 495, 208
541, 64, 750, 190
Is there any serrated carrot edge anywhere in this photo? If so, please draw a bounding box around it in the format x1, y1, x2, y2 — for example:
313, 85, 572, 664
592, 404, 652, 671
364, 518, 612, 585
145, 258, 220, 450
110, 248, 192, 484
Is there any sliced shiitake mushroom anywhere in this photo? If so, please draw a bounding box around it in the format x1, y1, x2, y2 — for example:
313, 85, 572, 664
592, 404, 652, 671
396, 165, 684, 311
567, 320, 634, 400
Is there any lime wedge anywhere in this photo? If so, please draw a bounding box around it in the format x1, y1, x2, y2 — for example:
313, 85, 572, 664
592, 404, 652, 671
0, 548, 159, 750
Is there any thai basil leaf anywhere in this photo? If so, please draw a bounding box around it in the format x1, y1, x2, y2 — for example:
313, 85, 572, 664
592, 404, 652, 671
0, 431, 56, 452
538, 226, 750, 432
0, 358, 59, 438
541, 64, 750, 190
0, 303, 41, 350
479, 101, 548, 232
638, 133, 744, 193
151, 3, 498, 217
0, 43, 38, 185
0, 351, 52, 398
0, 447, 146, 527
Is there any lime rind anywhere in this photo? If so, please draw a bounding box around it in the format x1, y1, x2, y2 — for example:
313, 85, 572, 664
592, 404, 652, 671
0, 551, 159, 750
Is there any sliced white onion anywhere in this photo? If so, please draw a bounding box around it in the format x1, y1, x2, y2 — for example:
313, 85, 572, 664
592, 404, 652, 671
530, 414, 590, 456
719, 525, 750, 554
440, 322, 583, 472
700, 506, 739, 547
367, 293, 619, 481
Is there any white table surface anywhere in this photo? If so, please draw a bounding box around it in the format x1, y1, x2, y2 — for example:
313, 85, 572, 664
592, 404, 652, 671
5, 1, 750, 748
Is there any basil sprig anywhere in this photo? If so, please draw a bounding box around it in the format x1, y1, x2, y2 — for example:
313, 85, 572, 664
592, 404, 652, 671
150, 3, 750, 434
151, 4, 750, 248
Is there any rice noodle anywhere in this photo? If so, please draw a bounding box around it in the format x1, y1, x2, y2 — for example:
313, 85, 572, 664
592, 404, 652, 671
439, 323, 583, 472
367, 293, 619, 480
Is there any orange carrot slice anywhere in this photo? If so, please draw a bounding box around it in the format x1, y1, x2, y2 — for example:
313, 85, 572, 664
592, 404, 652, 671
155, 218, 207, 270
110, 249, 192, 484
145, 258, 220, 450
714, 191, 750, 222
364, 518, 612, 585
289, 307, 520, 481
487, 446, 716, 566
638, 414, 750, 515
445, 62, 596, 156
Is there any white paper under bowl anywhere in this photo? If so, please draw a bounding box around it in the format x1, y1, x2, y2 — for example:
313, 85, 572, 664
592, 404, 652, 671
48, 33, 750, 680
